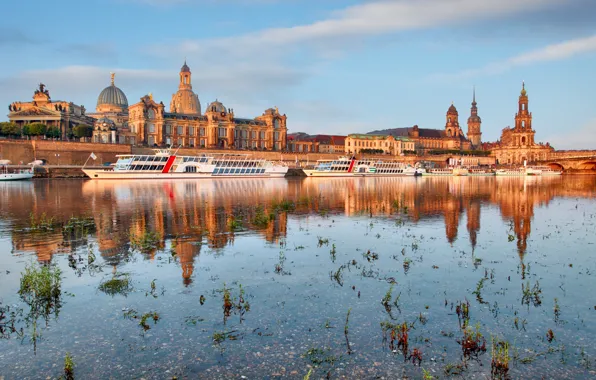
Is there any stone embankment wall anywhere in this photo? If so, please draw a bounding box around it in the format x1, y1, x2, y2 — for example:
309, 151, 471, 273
0, 140, 131, 165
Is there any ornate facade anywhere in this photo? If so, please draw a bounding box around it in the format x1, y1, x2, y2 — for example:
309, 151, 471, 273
491, 82, 553, 164
93, 63, 287, 150
7, 83, 95, 139
345, 134, 415, 155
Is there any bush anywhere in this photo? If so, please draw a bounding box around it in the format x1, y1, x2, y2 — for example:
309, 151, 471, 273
360, 148, 385, 154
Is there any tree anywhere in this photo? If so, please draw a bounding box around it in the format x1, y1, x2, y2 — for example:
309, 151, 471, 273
27, 123, 48, 138
45, 126, 61, 140
72, 124, 93, 142
0, 122, 21, 137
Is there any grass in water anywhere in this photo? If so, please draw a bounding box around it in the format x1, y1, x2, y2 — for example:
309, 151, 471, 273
64, 352, 74, 380
130, 231, 161, 253
98, 273, 133, 297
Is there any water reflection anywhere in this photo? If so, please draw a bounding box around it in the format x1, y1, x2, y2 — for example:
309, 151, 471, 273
1, 176, 595, 281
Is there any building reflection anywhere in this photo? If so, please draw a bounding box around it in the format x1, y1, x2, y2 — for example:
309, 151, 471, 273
1, 176, 595, 283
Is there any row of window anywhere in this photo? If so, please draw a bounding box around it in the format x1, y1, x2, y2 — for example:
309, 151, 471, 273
213, 161, 263, 167
213, 168, 266, 175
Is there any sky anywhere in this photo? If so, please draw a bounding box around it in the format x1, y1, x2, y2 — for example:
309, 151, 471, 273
1, 0, 596, 149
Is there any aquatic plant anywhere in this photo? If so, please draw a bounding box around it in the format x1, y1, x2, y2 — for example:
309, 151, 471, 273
554, 298, 561, 323
444, 362, 465, 376
521, 280, 542, 308
64, 352, 74, 380
491, 337, 510, 379
317, 236, 329, 247
403, 257, 412, 273
227, 215, 243, 231
252, 206, 271, 227
547, 329, 555, 343
0, 302, 24, 339
98, 274, 133, 297
382, 284, 394, 307
28, 212, 59, 232
456, 299, 470, 328
62, 216, 96, 237
460, 323, 486, 358
130, 231, 161, 253
410, 348, 422, 365
271, 199, 296, 213
380, 321, 410, 357
344, 308, 352, 354
472, 277, 487, 304
330, 265, 345, 286
139, 312, 160, 330
220, 283, 250, 325
302, 347, 338, 366
422, 368, 434, 379
303, 368, 313, 380
330, 244, 337, 262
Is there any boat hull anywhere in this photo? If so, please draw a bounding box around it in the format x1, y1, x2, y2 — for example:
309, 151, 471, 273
302, 170, 417, 177
0, 173, 34, 181
83, 169, 287, 180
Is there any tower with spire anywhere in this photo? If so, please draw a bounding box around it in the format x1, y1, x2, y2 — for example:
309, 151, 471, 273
170, 60, 201, 115
467, 87, 482, 148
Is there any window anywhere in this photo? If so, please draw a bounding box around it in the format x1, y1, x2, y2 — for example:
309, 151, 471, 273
189, 127, 194, 136
189, 138, 195, 147
200, 128, 205, 136
274, 119, 280, 129
149, 124, 155, 133
178, 137, 183, 146
251, 131, 257, 139
200, 139, 206, 147
218, 128, 227, 138
260, 131, 266, 139
148, 136, 155, 146
166, 125, 171, 134
274, 132, 280, 141
177, 126, 183, 135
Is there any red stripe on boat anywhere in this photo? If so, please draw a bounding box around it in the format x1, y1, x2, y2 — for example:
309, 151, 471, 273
347, 158, 356, 173
162, 156, 176, 173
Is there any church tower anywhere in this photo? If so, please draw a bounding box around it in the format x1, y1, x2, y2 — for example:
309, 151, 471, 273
466, 87, 482, 148
170, 61, 201, 115
513, 81, 535, 146
445, 103, 461, 138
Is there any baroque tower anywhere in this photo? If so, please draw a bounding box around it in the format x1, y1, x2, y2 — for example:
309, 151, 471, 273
170, 61, 201, 115
445, 103, 461, 138
466, 87, 482, 148
513, 81, 535, 147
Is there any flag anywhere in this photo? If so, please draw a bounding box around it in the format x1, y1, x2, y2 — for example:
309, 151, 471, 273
90, 152, 97, 160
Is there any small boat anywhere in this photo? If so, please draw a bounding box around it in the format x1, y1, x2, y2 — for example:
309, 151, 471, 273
0, 165, 34, 181
303, 156, 419, 177
528, 166, 562, 176
82, 149, 288, 180
495, 166, 562, 176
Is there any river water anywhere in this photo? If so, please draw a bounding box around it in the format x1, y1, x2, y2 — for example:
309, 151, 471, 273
0, 176, 595, 379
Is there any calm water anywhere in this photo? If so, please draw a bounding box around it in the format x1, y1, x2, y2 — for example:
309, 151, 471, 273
1, 177, 596, 379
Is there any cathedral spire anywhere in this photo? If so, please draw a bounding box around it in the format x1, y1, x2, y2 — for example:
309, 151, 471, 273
472, 86, 476, 104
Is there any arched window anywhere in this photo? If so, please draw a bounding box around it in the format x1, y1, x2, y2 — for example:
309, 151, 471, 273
447, 129, 452, 137
521, 136, 526, 145
521, 120, 525, 128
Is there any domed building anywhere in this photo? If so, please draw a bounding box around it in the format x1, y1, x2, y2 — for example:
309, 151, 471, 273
88, 73, 134, 144
127, 61, 287, 150
170, 61, 201, 115
96, 73, 128, 113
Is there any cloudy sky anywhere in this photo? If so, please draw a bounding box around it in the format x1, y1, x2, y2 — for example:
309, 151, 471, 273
2, 0, 596, 148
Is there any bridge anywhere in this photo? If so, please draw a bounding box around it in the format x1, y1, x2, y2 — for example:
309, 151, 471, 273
536, 150, 596, 171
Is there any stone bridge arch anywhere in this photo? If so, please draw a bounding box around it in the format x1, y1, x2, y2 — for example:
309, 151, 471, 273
546, 162, 565, 171
578, 161, 596, 170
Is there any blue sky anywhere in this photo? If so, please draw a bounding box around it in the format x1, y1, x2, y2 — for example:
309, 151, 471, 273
2, 0, 596, 149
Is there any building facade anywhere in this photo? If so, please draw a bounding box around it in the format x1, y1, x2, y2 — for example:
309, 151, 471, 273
345, 134, 415, 155
93, 63, 288, 150
8, 83, 95, 139
491, 82, 553, 164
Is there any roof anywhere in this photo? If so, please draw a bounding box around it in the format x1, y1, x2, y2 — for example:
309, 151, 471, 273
97, 84, 128, 109
366, 127, 447, 139
313, 134, 346, 145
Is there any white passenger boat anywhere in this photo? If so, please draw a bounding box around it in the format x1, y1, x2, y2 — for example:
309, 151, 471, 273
0, 165, 34, 181
467, 167, 495, 176
303, 156, 420, 177
82, 149, 288, 180
528, 166, 562, 176
495, 166, 562, 176
421, 167, 469, 176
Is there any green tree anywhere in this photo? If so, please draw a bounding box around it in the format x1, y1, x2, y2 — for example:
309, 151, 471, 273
27, 123, 48, 138
22, 124, 31, 138
45, 126, 61, 139
0, 121, 21, 137
72, 125, 93, 142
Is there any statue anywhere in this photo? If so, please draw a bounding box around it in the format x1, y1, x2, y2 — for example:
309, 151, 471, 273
275, 106, 279, 114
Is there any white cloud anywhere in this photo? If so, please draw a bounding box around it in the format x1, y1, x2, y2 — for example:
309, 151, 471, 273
432, 33, 596, 81
147, 0, 562, 58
